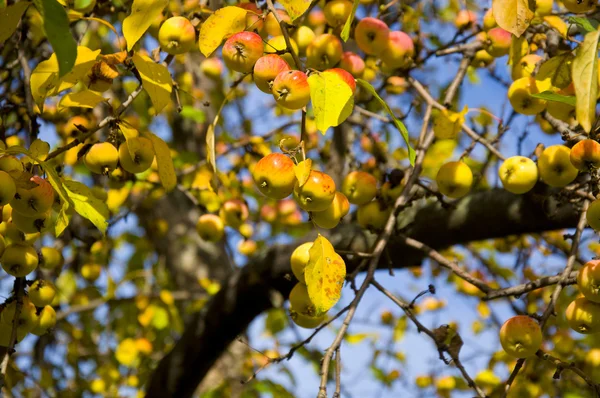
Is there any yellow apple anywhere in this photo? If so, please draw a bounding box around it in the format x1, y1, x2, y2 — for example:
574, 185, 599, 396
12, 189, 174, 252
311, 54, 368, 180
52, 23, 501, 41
436, 161, 473, 198
498, 156, 539, 194
499, 315, 542, 358
577, 260, 600, 303
565, 297, 600, 334
537, 145, 578, 187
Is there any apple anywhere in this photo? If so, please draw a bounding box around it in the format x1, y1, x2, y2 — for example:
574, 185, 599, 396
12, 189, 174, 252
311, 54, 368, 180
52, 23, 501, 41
470, 49, 495, 68
293, 170, 336, 212
508, 77, 547, 115
252, 153, 296, 199
307, 9, 326, 30
566, 297, 600, 334
196, 214, 225, 242
385, 76, 408, 95
119, 137, 155, 174
512, 54, 542, 80
264, 9, 291, 37
40, 247, 64, 270
253, 55, 291, 94
291, 242, 312, 284
499, 315, 542, 358
482, 8, 497, 31
380, 31, 415, 70
324, 0, 353, 27
222, 31, 264, 73
1, 242, 39, 277
486, 27, 512, 57
31, 305, 56, 336
200, 57, 223, 80
1, 297, 39, 341
536, 0, 554, 15
455, 9, 476, 29
311, 191, 350, 229
338, 51, 366, 78
81, 263, 102, 282
306, 34, 343, 70
29, 280, 57, 307
436, 161, 473, 199
238, 239, 258, 256
0, 155, 24, 177
578, 260, 600, 303
158, 16, 196, 55
0, 171, 16, 206
342, 171, 378, 205
293, 26, 316, 55
11, 175, 55, 217
289, 282, 316, 316
357, 201, 391, 230
328, 68, 356, 93
238, 3, 264, 34
355, 17, 390, 56
272, 70, 311, 110
260, 204, 277, 223
0, 235, 4, 259
498, 156, 539, 194
562, 0, 596, 13
11, 209, 51, 234
570, 139, 600, 170
265, 35, 299, 67
290, 309, 326, 329
84, 142, 119, 174
537, 145, 578, 187
219, 199, 249, 228
588, 199, 600, 230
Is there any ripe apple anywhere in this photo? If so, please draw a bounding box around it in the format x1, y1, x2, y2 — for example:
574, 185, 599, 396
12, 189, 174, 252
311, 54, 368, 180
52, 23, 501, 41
31, 305, 56, 336
81, 263, 102, 282
84, 142, 119, 174
470, 49, 495, 68
342, 171, 378, 205
196, 214, 225, 242
289, 282, 316, 316
339, 51, 366, 78
486, 27, 512, 57
566, 297, 600, 334
482, 8, 497, 31
264, 9, 291, 37
200, 57, 223, 80
291, 241, 312, 284
253, 55, 291, 94
306, 34, 343, 70
293, 26, 316, 55
290, 309, 326, 329
238, 239, 258, 256
357, 201, 391, 230
355, 17, 390, 56
265, 35, 299, 67
293, 170, 336, 212
537, 145, 578, 187
455, 9, 476, 29
11, 175, 55, 217
311, 191, 350, 229
0, 171, 16, 206
570, 139, 600, 170
1, 242, 39, 277
436, 161, 473, 199
252, 153, 296, 199
0, 155, 24, 177
40, 246, 64, 270
158, 16, 196, 55
1, 297, 39, 341
498, 156, 539, 194
588, 199, 600, 230
562, 0, 596, 13
29, 279, 57, 307
324, 0, 353, 27
328, 68, 356, 93
219, 199, 249, 228
508, 77, 547, 115
380, 31, 415, 70
260, 204, 277, 223
578, 260, 600, 303
222, 31, 264, 73
499, 315, 542, 358
536, 0, 553, 15
512, 54, 542, 80
11, 209, 51, 234
119, 137, 155, 174
272, 70, 311, 110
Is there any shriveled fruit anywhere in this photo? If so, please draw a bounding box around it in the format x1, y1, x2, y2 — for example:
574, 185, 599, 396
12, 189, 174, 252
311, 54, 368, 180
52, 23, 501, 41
290, 242, 312, 284
566, 297, 600, 334
311, 191, 350, 229
119, 137, 155, 174
1, 243, 39, 277
293, 170, 336, 212
499, 315, 542, 358
0, 171, 16, 206
252, 153, 296, 199
84, 142, 119, 174
31, 305, 57, 336
289, 282, 316, 316
39, 247, 64, 270
342, 171, 378, 205
29, 280, 57, 307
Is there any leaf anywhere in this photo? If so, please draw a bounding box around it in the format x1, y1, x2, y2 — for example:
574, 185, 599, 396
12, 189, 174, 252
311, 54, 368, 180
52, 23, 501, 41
118, 120, 141, 159
180, 106, 206, 123
492, 0, 534, 37
206, 124, 216, 173
142, 131, 176, 192
0, 2, 31, 43
341, 0, 359, 41
568, 16, 599, 33
531, 91, 576, 106
58, 90, 107, 110
544, 16, 568, 37
277, 0, 311, 21
122, 0, 168, 51
308, 71, 354, 134
63, 179, 110, 234
433, 105, 468, 140
30, 46, 100, 109
305, 235, 346, 315
131, 53, 172, 113
40, 0, 78, 77
346, 332, 377, 344
508, 35, 529, 66
572, 28, 600, 133
29, 139, 50, 161
198, 6, 247, 57
55, 203, 71, 237
356, 79, 416, 165
294, 159, 312, 187
535, 53, 573, 90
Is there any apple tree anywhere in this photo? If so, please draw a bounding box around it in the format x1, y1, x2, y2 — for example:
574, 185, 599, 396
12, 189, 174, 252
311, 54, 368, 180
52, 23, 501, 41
1, 0, 600, 396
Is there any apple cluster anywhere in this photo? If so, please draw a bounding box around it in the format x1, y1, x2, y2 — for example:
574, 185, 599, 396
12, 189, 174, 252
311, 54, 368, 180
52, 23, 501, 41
84, 137, 156, 176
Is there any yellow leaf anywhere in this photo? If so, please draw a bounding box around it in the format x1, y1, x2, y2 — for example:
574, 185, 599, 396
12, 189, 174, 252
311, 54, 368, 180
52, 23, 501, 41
55, 203, 71, 237
122, 0, 168, 51
433, 106, 468, 140
206, 123, 216, 173
142, 131, 176, 192
198, 6, 247, 57
63, 180, 110, 234
30, 46, 101, 110
346, 332, 377, 344
115, 338, 139, 367
305, 235, 346, 315
294, 159, 311, 187
199, 278, 221, 295
572, 28, 600, 133
138, 305, 155, 327
508, 35, 529, 66
131, 53, 172, 114
159, 290, 174, 306
535, 53, 573, 90
492, 0, 533, 37
544, 15, 567, 38
278, 0, 311, 21
477, 302, 491, 319
80, 17, 121, 42
0, 2, 30, 43
58, 90, 107, 110
29, 139, 50, 161
308, 70, 354, 134
118, 120, 141, 159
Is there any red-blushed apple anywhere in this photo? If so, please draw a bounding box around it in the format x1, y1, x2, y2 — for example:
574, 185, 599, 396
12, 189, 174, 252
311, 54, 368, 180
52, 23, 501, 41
342, 171, 378, 205
219, 199, 249, 228
508, 77, 547, 115
291, 241, 312, 284
578, 260, 600, 303
252, 153, 296, 199
158, 16, 196, 55
357, 200, 391, 230
566, 297, 600, 334
385, 76, 408, 95
339, 51, 366, 78
499, 315, 542, 358
538, 145, 578, 187
455, 9, 476, 29
486, 27, 512, 57
239, 3, 264, 34
380, 31, 415, 70
435, 161, 473, 199
311, 191, 350, 229
260, 204, 277, 223
272, 70, 311, 110
196, 214, 225, 242
328, 68, 356, 93
570, 139, 600, 170
306, 34, 343, 70
498, 156, 539, 194
355, 17, 390, 56
222, 31, 264, 73
307, 9, 326, 30
324, 0, 353, 27
253, 54, 291, 94
293, 170, 336, 212
586, 199, 600, 231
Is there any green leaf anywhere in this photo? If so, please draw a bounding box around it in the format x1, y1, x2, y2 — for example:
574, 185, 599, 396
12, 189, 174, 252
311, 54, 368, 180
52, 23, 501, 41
122, 0, 168, 51
131, 53, 173, 114
305, 235, 346, 315
531, 91, 577, 106
0, 2, 31, 43
118, 120, 141, 159
568, 16, 599, 33
356, 79, 416, 165
277, 0, 311, 21
308, 71, 354, 134
341, 0, 359, 41
63, 179, 110, 234
40, 0, 77, 77
180, 106, 206, 123
535, 53, 573, 90
572, 28, 600, 133
142, 131, 176, 192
